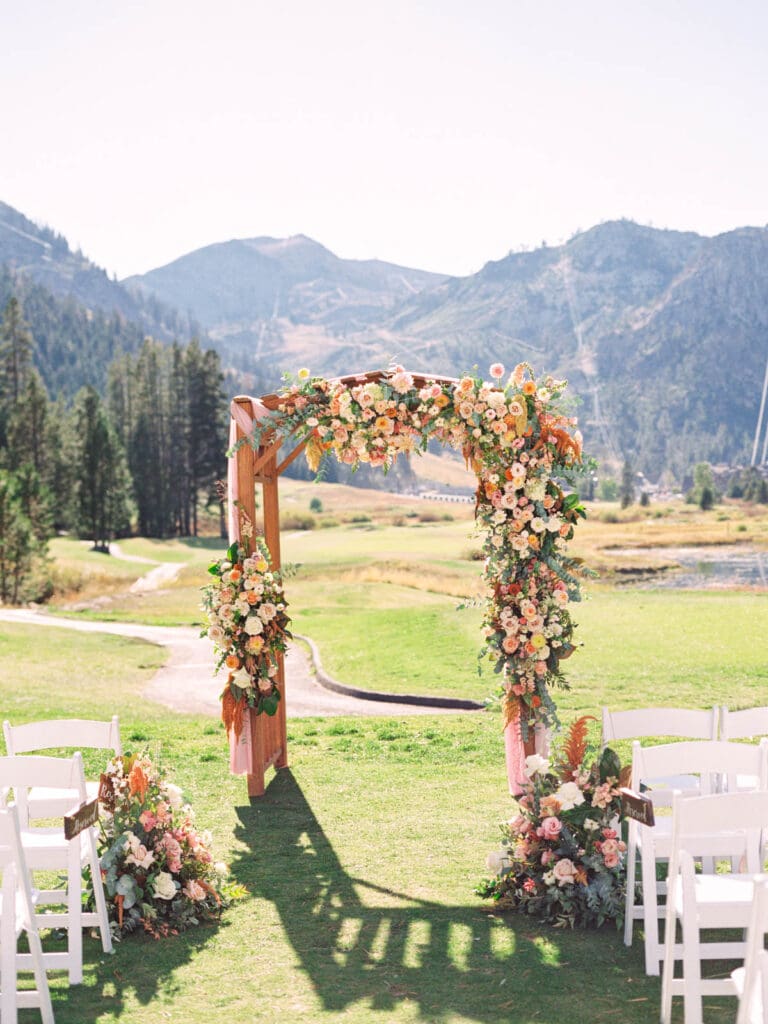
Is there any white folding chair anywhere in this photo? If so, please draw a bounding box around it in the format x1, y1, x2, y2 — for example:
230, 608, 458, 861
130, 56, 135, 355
2, 718, 122, 818
0, 804, 55, 1024
0, 754, 113, 985
731, 875, 768, 1024
624, 738, 768, 976
721, 707, 768, 791
601, 706, 718, 750
661, 790, 768, 1024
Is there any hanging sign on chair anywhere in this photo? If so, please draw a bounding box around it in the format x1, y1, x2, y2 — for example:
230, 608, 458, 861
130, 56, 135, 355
619, 787, 655, 827
63, 797, 99, 840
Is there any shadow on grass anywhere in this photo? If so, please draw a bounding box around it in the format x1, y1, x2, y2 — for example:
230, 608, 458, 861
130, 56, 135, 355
230, 768, 660, 1023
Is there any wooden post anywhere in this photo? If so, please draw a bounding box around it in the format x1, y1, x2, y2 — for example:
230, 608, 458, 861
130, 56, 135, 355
232, 399, 288, 798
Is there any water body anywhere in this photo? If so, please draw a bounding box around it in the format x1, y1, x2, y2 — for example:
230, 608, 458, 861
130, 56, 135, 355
609, 545, 768, 589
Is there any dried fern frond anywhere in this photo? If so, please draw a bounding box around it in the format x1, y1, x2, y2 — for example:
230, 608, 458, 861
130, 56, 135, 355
559, 714, 597, 778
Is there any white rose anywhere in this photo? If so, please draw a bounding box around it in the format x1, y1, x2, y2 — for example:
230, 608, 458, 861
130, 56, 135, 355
208, 624, 225, 644
152, 871, 178, 901
244, 615, 263, 635
258, 602, 277, 623
165, 783, 184, 810
235, 599, 250, 616
583, 818, 600, 832
231, 666, 253, 689
523, 754, 550, 778
554, 781, 585, 811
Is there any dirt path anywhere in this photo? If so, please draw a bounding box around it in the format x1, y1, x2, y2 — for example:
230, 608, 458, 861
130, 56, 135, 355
0, 609, 470, 719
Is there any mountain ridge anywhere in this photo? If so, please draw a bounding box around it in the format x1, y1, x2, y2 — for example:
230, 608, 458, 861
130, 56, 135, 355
2, 198, 768, 481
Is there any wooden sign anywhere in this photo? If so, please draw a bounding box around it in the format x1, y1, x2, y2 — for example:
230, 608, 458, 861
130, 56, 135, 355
619, 787, 655, 827
64, 798, 99, 840
98, 773, 113, 804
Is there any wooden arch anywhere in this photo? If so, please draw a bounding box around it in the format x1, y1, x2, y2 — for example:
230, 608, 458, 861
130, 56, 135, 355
230, 370, 459, 796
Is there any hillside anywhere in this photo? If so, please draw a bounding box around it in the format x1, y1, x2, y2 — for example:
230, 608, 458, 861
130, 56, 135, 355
0, 201, 199, 345
124, 234, 446, 373
3, 198, 768, 482
127, 219, 768, 479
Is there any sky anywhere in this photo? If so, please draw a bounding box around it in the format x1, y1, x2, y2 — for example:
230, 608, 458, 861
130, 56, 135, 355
2, 0, 767, 280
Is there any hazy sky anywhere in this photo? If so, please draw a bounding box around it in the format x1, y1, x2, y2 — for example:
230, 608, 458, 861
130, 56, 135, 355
2, 0, 767, 279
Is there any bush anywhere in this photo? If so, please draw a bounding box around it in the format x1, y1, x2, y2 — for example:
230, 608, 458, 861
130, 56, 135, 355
309, 497, 323, 513
280, 513, 316, 530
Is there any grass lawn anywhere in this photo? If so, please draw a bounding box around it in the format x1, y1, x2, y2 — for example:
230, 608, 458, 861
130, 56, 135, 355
0, 622, 689, 1024
9, 489, 765, 1021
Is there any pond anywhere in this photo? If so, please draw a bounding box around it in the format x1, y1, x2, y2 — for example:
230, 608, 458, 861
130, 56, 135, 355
608, 544, 768, 589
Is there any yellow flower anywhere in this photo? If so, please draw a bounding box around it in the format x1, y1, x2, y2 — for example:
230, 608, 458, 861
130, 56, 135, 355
531, 633, 546, 650
298, 367, 310, 380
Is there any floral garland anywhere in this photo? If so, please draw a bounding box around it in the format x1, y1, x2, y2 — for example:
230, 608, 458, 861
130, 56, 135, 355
201, 523, 292, 736
93, 753, 244, 938
476, 719, 627, 928
239, 362, 586, 734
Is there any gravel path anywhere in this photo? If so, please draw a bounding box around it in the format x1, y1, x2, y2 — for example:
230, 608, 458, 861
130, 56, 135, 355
0, 609, 470, 719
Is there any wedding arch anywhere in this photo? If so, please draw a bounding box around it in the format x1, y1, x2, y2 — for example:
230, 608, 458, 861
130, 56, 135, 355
211, 365, 586, 797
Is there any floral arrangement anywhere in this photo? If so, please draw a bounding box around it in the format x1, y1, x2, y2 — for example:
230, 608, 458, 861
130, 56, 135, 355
238, 362, 586, 734
476, 717, 628, 928
200, 520, 291, 737
93, 753, 244, 938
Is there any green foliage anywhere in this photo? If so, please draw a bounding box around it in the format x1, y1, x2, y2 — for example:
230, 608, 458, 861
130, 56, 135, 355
687, 461, 719, 507
309, 496, 323, 513
597, 477, 618, 501
728, 466, 768, 503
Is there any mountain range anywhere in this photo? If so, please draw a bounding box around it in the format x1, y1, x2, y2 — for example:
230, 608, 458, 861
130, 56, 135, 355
3, 198, 768, 483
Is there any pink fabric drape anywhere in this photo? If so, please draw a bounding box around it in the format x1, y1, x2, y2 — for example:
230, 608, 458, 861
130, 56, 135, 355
225, 396, 274, 776
228, 712, 253, 775
504, 718, 551, 795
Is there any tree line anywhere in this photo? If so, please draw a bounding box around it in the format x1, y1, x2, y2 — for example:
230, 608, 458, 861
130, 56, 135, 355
0, 295, 227, 602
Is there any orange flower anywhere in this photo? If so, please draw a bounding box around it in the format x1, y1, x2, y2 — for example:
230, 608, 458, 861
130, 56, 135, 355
433, 394, 450, 408
128, 762, 149, 801
225, 654, 240, 670
229, 567, 242, 583
522, 381, 536, 396
246, 591, 259, 605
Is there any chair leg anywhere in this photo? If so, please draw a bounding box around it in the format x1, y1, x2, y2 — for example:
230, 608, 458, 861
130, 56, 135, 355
87, 827, 113, 954
26, 926, 55, 1024
68, 839, 83, 984
624, 824, 637, 946
682, 922, 704, 1024
641, 841, 661, 975
1, 874, 19, 1024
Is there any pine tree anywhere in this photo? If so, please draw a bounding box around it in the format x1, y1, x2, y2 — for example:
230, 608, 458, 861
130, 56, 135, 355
0, 470, 35, 603
620, 460, 635, 509
72, 387, 132, 550
0, 297, 34, 405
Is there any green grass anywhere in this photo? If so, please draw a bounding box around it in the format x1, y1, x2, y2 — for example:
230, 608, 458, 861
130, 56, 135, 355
2, 622, 680, 1024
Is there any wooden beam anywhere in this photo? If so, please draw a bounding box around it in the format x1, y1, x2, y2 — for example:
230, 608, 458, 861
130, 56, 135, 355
276, 440, 307, 476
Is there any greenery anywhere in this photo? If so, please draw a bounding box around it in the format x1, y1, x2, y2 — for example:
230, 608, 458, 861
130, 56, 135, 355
0, 294, 228, 589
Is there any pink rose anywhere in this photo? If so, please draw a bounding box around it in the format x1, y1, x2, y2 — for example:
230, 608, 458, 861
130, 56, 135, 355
139, 810, 157, 831
552, 858, 577, 886
523, 877, 536, 893
603, 852, 619, 868
537, 816, 562, 840
541, 850, 553, 866
489, 363, 505, 379
602, 828, 617, 840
